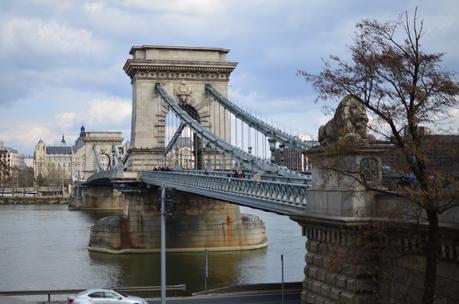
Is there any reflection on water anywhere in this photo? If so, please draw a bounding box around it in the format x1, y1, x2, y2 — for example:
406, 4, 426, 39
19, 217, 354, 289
88, 246, 268, 293
0, 204, 305, 297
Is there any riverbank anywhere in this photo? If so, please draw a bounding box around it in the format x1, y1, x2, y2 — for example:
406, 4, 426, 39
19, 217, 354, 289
0, 197, 67, 204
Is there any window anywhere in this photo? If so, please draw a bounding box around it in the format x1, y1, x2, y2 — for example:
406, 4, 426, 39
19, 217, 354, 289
104, 291, 121, 299
88, 292, 104, 298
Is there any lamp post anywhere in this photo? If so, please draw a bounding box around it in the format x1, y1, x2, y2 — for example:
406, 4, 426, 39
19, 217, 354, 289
111, 147, 116, 169
205, 142, 211, 170
248, 146, 253, 172
174, 146, 179, 168
268, 138, 277, 162
279, 143, 285, 166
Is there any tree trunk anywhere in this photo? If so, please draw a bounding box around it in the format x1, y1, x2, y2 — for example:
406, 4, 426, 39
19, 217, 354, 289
422, 210, 439, 304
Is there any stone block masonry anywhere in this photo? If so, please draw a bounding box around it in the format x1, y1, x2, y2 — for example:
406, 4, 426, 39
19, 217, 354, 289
88, 189, 267, 253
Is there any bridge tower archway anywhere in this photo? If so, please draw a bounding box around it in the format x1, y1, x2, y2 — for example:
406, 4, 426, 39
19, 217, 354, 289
123, 45, 237, 171
165, 103, 204, 170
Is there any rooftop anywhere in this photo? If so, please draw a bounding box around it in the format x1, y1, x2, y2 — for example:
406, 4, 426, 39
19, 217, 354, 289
46, 146, 72, 155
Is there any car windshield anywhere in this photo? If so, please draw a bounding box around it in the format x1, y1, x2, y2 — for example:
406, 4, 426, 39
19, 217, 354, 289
116, 291, 128, 297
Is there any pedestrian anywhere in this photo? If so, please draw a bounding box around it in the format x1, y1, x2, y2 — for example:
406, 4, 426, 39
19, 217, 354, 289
253, 172, 261, 183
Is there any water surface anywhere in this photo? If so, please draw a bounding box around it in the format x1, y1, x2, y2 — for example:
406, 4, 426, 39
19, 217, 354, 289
0, 205, 305, 300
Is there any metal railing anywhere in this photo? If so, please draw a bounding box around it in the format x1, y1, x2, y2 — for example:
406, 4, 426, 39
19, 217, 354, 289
142, 171, 308, 215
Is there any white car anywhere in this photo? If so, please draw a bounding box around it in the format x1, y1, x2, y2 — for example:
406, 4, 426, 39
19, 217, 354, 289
67, 289, 147, 304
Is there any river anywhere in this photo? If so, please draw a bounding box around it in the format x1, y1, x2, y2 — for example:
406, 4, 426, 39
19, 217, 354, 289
0, 204, 305, 301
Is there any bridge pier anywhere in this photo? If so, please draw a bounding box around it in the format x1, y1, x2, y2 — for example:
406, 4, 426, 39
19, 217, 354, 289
68, 184, 124, 210
87, 186, 268, 253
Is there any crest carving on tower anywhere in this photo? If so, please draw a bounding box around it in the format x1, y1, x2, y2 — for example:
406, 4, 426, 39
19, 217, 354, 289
174, 81, 192, 104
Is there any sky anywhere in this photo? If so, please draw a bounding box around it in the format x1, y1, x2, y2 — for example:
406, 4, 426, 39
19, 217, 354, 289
0, 0, 458, 155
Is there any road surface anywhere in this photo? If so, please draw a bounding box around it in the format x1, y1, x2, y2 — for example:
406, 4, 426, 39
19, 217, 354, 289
148, 289, 301, 304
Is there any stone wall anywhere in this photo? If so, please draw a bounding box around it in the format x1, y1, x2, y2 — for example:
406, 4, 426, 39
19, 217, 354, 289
89, 189, 267, 253
0, 197, 67, 204
298, 221, 459, 304
68, 185, 123, 210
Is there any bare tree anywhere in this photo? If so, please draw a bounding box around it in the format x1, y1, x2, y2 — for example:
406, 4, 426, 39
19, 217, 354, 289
299, 9, 459, 304
0, 158, 11, 188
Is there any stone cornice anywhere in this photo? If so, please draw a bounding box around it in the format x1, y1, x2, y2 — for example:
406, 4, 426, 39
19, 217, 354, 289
129, 45, 231, 55
123, 59, 238, 78
127, 147, 165, 153
306, 141, 394, 157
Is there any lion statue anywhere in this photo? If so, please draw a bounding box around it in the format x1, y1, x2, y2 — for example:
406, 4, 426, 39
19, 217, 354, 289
318, 95, 373, 145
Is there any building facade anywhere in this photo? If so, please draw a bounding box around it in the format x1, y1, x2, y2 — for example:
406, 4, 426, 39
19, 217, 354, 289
33, 126, 124, 183
0, 144, 25, 183
272, 143, 317, 173
34, 138, 72, 182
72, 126, 124, 181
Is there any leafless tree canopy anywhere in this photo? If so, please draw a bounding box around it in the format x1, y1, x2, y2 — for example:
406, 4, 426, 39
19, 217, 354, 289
299, 9, 459, 211
299, 9, 459, 304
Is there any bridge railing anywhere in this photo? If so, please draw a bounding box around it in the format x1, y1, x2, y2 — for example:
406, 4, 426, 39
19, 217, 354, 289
142, 171, 309, 213
86, 169, 122, 183
172, 168, 311, 185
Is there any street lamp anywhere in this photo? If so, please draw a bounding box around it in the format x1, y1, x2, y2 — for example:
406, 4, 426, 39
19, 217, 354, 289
279, 143, 285, 164
174, 146, 179, 168
268, 138, 277, 162
205, 142, 212, 170
111, 147, 116, 169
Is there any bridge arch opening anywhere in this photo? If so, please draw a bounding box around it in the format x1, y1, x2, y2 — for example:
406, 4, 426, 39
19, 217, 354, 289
165, 103, 204, 170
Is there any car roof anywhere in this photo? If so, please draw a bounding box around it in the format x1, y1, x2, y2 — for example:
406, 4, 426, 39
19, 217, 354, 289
77, 288, 116, 296
80, 288, 116, 294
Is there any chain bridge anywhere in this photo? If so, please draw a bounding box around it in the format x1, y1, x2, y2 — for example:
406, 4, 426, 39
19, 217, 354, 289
87, 80, 312, 216
71, 45, 459, 304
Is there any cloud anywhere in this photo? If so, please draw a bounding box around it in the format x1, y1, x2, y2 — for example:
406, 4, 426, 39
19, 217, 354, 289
56, 112, 80, 129
86, 97, 132, 125
0, 91, 132, 154
0, 124, 55, 153
0, 15, 112, 105
228, 87, 325, 138
1, 0, 459, 153
0, 17, 103, 57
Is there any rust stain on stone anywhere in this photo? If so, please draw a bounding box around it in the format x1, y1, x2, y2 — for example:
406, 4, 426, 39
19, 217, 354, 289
225, 216, 234, 245
226, 215, 233, 225
120, 217, 133, 248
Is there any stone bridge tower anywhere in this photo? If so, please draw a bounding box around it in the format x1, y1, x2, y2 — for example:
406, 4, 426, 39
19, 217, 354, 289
123, 45, 237, 171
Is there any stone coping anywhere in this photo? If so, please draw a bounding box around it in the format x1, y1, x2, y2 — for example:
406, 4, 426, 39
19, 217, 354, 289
129, 45, 231, 55
291, 212, 459, 230
87, 242, 268, 254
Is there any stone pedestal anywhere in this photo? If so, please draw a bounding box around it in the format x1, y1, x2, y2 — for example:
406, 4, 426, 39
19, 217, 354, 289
297, 222, 378, 304
293, 140, 459, 304
294, 141, 391, 304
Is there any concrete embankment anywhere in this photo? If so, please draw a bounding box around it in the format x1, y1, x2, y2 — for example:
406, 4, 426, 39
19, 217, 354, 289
0, 197, 68, 205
